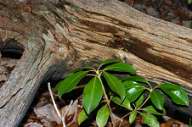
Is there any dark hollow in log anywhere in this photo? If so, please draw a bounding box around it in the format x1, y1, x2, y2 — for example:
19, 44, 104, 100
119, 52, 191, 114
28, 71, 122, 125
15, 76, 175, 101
0, 0, 192, 126
0, 38, 24, 59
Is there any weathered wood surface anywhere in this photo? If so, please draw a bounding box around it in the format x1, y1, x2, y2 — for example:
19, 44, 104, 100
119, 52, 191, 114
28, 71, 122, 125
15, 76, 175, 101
0, 0, 192, 126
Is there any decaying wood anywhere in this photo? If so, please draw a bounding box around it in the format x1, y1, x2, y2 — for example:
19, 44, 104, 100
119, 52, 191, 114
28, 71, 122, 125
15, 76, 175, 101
0, 0, 192, 126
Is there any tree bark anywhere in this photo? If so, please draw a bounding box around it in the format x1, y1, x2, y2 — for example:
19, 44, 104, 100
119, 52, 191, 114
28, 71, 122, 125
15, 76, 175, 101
0, 0, 192, 126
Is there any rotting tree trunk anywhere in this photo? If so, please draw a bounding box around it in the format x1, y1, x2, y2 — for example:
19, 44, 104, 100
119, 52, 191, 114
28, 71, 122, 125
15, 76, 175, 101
0, 0, 192, 126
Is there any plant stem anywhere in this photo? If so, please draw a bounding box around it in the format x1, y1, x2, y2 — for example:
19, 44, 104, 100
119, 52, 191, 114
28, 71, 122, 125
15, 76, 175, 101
98, 73, 112, 112
146, 81, 152, 89
144, 87, 151, 92
48, 83, 67, 127
87, 74, 96, 77
152, 83, 161, 90
73, 85, 85, 90
137, 92, 151, 110
121, 112, 131, 119
88, 69, 97, 73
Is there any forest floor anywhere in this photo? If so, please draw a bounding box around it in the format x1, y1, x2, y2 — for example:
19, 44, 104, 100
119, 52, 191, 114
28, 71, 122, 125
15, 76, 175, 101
123, 0, 192, 29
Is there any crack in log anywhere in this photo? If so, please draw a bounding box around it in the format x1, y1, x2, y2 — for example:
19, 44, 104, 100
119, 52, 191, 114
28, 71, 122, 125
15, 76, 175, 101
179, 37, 192, 44
0, 88, 22, 109
61, 3, 192, 84
107, 36, 192, 83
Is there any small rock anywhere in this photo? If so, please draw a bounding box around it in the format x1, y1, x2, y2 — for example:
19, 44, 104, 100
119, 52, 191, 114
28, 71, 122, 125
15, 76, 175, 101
0, 66, 7, 73
34, 104, 61, 124
0, 74, 7, 81
171, 17, 181, 25
183, 20, 192, 28
133, 4, 146, 11
146, 7, 159, 17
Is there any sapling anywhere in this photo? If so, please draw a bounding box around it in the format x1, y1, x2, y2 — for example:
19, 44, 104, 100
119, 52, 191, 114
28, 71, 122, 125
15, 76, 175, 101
53, 59, 189, 127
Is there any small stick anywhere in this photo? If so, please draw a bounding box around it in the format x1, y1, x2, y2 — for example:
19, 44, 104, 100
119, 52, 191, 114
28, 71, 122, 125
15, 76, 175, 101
48, 82, 67, 127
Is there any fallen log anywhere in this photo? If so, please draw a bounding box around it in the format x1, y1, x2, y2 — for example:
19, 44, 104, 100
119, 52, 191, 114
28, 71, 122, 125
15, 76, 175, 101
0, 0, 192, 126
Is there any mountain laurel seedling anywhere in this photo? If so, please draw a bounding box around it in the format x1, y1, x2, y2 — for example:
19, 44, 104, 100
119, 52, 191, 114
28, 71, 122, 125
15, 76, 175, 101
54, 59, 189, 127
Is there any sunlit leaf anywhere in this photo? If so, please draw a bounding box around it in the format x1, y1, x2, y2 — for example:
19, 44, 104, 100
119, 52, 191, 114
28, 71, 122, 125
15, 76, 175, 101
123, 81, 144, 102
55, 71, 87, 96
141, 113, 160, 127
129, 111, 137, 124
143, 106, 162, 115
104, 63, 136, 74
150, 91, 164, 110
136, 95, 144, 108
188, 0, 192, 4
83, 77, 103, 114
96, 105, 110, 127
160, 82, 189, 106
103, 72, 125, 99
78, 109, 88, 125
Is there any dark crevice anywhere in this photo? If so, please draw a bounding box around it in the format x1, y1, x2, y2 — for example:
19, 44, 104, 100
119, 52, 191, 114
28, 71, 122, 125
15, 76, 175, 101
86, 39, 106, 46
79, 19, 118, 33
165, 97, 192, 123
178, 36, 192, 43
0, 38, 24, 59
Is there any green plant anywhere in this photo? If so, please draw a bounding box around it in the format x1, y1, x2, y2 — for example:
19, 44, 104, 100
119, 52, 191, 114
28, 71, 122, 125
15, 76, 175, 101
54, 59, 189, 127
188, 0, 192, 4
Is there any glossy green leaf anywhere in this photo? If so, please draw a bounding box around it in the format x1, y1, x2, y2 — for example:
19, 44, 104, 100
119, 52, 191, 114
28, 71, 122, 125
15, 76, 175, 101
136, 95, 144, 108
150, 91, 164, 110
123, 76, 147, 83
104, 63, 136, 74
141, 113, 160, 127
111, 96, 132, 110
83, 77, 103, 114
188, 0, 192, 4
123, 80, 141, 87
123, 81, 144, 102
129, 111, 137, 124
96, 105, 110, 127
103, 72, 125, 99
160, 82, 189, 106
78, 109, 88, 125
143, 106, 162, 115
55, 71, 87, 96
101, 59, 121, 66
